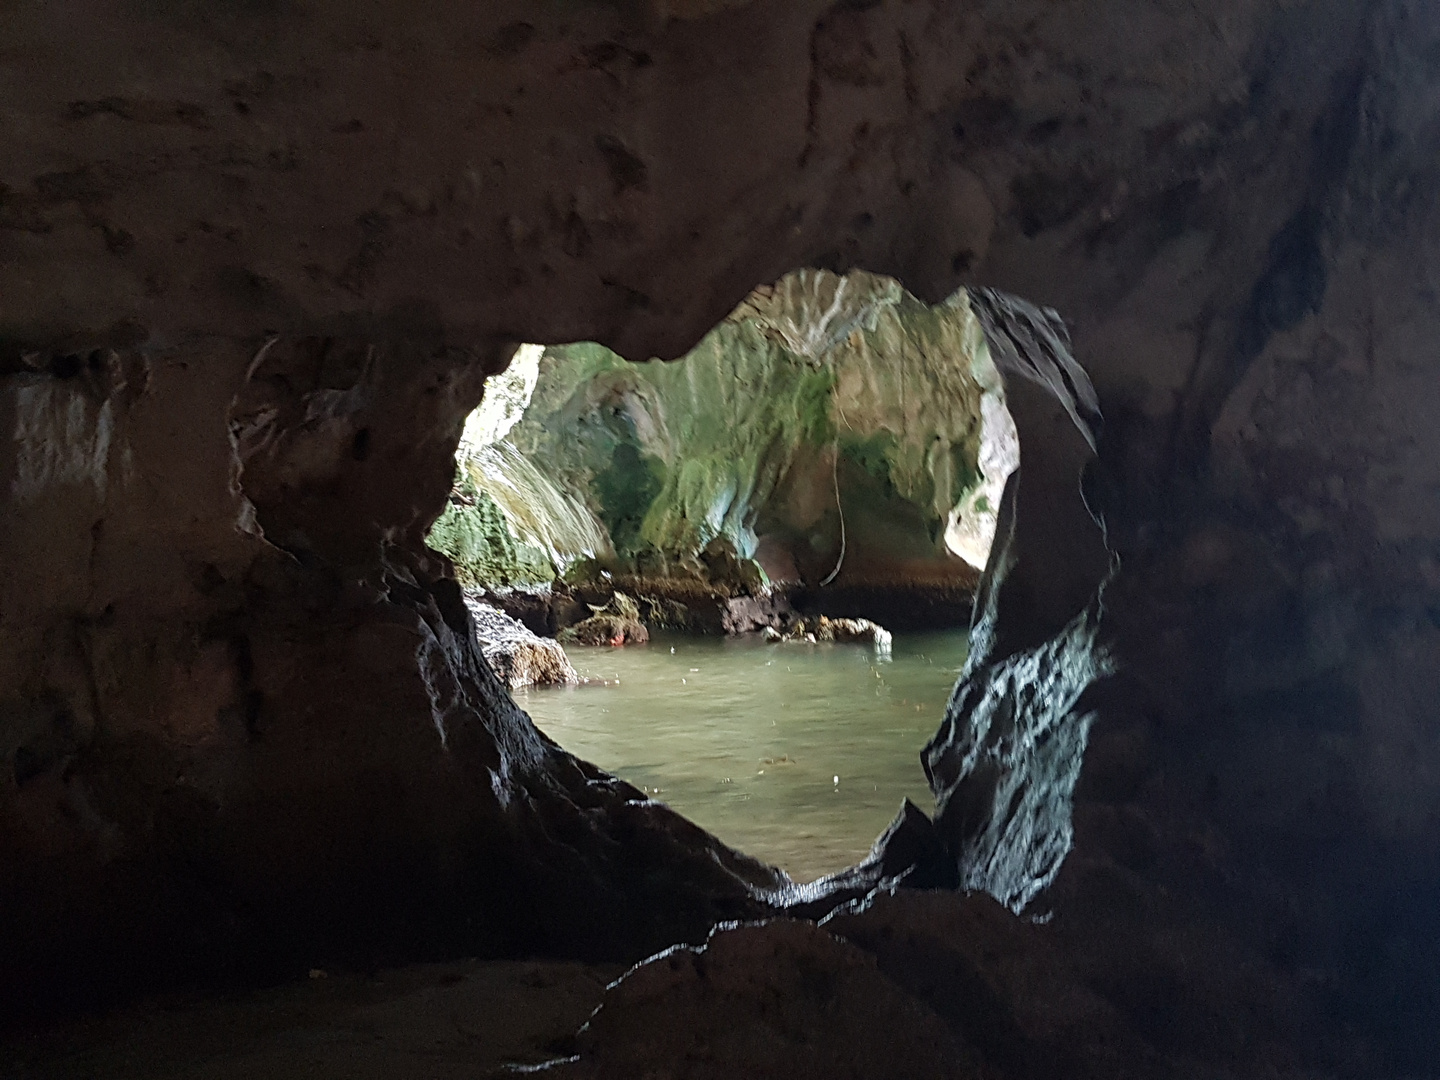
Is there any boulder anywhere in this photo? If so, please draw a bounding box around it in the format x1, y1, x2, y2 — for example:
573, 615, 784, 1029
768, 615, 893, 648
815, 616, 893, 648
463, 596, 578, 689
558, 593, 650, 647
557, 890, 1162, 1080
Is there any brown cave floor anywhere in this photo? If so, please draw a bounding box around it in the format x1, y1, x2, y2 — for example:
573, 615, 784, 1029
2, 959, 621, 1079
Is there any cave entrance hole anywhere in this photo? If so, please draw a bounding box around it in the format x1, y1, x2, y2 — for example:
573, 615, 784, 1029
427, 269, 1019, 882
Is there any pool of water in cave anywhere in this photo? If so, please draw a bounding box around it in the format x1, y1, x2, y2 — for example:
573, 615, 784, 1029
516, 629, 968, 882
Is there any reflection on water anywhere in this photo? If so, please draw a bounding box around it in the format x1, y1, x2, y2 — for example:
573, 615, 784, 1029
516, 630, 968, 882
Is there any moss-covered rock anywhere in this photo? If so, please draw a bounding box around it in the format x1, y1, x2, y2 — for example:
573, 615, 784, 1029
429, 272, 1016, 595
558, 592, 650, 647
428, 475, 555, 587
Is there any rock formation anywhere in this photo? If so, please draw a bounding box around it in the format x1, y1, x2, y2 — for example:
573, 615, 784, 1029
791, 292, 1114, 915
431, 270, 1009, 597
557, 592, 651, 647
558, 890, 1164, 1080
463, 596, 579, 689
921, 290, 1115, 912
2, 0, 1439, 1070
764, 615, 893, 648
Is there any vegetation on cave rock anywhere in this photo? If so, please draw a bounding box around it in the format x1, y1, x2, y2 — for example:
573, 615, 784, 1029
429, 474, 554, 588
428, 270, 1016, 590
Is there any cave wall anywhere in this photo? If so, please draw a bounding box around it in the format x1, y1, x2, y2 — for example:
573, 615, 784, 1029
1070, 5, 1440, 1058
0, 0, 1364, 353
3, 0, 1439, 1060
434, 270, 1008, 593
0, 333, 787, 1015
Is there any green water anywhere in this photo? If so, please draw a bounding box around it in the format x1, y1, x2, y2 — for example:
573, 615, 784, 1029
516, 630, 968, 883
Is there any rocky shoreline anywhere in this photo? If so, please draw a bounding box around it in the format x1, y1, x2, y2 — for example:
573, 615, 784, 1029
472, 576, 949, 645
762, 615, 892, 649
465, 585, 897, 694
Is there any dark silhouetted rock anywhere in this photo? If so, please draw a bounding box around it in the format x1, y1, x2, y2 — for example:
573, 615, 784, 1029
564, 918, 977, 1080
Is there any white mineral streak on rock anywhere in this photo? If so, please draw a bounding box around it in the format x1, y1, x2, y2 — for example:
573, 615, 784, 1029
467, 441, 613, 568
9, 381, 125, 504
943, 295, 1020, 570
738, 268, 903, 360
946, 390, 1020, 570
455, 343, 611, 571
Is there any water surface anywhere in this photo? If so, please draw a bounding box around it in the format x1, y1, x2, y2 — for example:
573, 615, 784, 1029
517, 630, 968, 882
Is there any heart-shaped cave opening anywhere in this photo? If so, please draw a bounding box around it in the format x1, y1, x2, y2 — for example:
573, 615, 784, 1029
211, 265, 1104, 988
425, 269, 1019, 882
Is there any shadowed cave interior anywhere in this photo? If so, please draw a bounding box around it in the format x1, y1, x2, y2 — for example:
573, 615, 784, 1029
4, 1, 1440, 1076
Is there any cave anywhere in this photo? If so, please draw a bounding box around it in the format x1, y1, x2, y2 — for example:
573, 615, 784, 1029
3, 1, 1440, 1076
421, 270, 1020, 880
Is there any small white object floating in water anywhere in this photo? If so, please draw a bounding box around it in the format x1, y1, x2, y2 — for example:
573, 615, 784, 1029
833, 775, 840, 786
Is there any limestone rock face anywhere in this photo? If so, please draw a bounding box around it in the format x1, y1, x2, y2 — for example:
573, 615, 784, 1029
463, 595, 578, 689
432, 270, 1006, 595
0, 341, 787, 1019
921, 291, 1115, 913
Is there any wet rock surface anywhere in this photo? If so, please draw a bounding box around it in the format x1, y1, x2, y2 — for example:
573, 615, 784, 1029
764, 615, 892, 648
463, 595, 578, 689
917, 292, 1116, 912
557, 593, 651, 647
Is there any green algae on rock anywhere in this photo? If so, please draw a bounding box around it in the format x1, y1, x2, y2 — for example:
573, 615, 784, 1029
428, 271, 1016, 596
428, 475, 556, 588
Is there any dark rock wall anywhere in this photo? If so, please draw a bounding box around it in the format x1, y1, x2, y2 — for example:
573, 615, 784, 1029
1067, 6, 1440, 1065
0, 0, 1363, 353
923, 291, 1114, 913
2, 0, 1438, 1064
0, 335, 785, 1015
